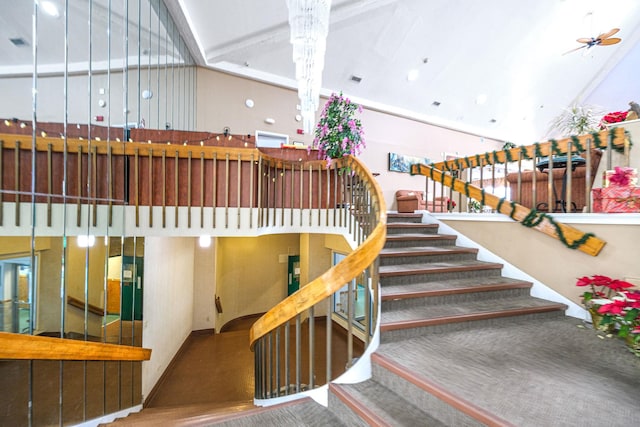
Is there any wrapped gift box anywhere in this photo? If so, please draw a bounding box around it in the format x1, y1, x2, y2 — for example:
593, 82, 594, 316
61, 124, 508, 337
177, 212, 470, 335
592, 187, 640, 213
603, 167, 638, 188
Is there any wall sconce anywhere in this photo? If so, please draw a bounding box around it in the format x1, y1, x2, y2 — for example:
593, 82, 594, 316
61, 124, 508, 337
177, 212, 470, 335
223, 127, 230, 138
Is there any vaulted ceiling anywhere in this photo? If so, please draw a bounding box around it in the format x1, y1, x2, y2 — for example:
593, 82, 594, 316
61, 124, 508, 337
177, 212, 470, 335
2, 1, 639, 144
172, 0, 640, 143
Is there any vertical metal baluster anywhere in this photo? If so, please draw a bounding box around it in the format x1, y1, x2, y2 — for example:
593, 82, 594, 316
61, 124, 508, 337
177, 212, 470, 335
308, 164, 313, 226
257, 156, 262, 227
347, 278, 354, 369
249, 154, 255, 228
254, 340, 261, 398
225, 153, 229, 228
212, 153, 217, 228
566, 140, 573, 212
187, 150, 192, 228
237, 154, 241, 228
266, 332, 272, 397
148, 148, 153, 228
309, 305, 315, 389
365, 270, 371, 344
326, 297, 332, 384
295, 314, 301, 393
317, 164, 322, 226
134, 148, 139, 226
272, 162, 277, 227
547, 154, 554, 212
200, 152, 204, 227
92, 146, 97, 226
14, 141, 20, 226
265, 161, 270, 227
299, 163, 303, 227
46, 143, 51, 226
77, 144, 82, 226
162, 150, 166, 227
585, 138, 592, 213
174, 150, 179, 227
284, 320, 290, 395
290, 163, 294, 226
275, 327, 281, 397
280, 164, 285, 227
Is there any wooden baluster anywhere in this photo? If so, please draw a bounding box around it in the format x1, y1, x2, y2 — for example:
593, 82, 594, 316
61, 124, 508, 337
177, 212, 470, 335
77, 144, 82, 226
134, 148, 139, 227
200, 151, 204, 228
148, 148, 153, 228
162, 149, 166, 228
174, 150, 179, 228
187, 150, 192, 228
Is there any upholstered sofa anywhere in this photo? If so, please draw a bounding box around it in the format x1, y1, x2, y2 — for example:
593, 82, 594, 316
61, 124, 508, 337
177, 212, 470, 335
395, 190, 449, 213
506, 149, 602, 212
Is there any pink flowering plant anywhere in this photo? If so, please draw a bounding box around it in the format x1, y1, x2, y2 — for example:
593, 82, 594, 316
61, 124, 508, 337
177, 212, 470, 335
313, 92, 365, 169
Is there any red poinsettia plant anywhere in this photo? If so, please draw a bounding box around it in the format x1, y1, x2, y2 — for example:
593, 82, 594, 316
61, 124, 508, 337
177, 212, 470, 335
600, 111, 628, 129
576, 275, 640, 343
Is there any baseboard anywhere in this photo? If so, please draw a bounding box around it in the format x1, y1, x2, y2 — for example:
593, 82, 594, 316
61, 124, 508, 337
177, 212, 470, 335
143, 332, 195, 407
192, 328, 215, 335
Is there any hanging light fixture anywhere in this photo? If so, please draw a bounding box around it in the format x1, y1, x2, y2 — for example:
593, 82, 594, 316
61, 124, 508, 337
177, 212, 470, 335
286, 0, 332, 134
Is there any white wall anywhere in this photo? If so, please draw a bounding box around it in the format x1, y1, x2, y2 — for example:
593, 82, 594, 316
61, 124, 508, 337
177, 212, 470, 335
142, 237, 195, 400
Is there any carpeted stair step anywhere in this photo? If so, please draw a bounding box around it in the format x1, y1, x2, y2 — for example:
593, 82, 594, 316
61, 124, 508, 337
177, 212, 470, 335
328, 382, 448, 427
381, 279, 533, 311
369, 353, 511, 427
380, 260, 503, 285
386, 213, 423, 223
379, 245, 479, 265
384, 233, 457, 248
374, 317, 640, 426
386, 222, 439, 235
381, 276, 532, 300
380, 295, 567, 342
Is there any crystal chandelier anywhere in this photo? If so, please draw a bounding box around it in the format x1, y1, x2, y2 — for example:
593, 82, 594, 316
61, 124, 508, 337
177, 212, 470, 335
286, 0, 332, 134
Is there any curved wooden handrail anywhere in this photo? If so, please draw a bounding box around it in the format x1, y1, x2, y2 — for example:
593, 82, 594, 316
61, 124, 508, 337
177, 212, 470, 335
413, 164, 606, 256
249, 156, 387, 348
67, 295, 104, 316
0, 331, 151, 361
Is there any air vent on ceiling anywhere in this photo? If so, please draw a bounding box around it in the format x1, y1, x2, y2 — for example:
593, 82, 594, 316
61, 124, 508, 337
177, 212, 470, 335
10, 37, 28, 47
432, 101, 441, 107
350, 75, 362, 83
489, 118, 497, 123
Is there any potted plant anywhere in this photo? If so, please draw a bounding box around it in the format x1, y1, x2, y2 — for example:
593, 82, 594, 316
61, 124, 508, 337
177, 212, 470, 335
548, 104, 602, 137
597, 289, 640, 353
313, 92, 365, 170
575, 274, 635, 331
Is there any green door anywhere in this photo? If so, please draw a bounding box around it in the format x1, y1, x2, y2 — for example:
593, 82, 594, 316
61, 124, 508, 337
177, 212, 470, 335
121, 256, 143, 321
287, 255, 300, 296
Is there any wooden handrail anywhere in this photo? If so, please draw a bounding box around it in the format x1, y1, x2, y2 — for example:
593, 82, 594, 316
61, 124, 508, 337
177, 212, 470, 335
412, 164, 606, 256
67, 295, 104, 316
430, 128, 629, 171
249, 156, 387, 348
0, 331, 151, 361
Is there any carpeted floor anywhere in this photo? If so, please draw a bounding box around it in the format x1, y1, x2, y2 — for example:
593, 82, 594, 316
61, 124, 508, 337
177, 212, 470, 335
377, 316, 640, 426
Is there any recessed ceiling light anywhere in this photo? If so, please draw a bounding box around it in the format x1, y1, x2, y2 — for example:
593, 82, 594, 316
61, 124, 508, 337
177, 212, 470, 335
476, 94, 487, 105
41, 1, 60, 18
431, 101, 441, 107
407, 69, 419, 81
350, 75, 362, 83
489, 118, 497, 123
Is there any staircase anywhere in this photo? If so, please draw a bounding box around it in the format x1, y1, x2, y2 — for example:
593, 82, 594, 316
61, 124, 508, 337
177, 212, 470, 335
105, 213, 640, 426
327, 213, 640, 426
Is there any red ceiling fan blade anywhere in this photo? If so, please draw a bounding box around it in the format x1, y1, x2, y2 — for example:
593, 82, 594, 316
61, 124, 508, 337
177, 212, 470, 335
599, 37, 621, 46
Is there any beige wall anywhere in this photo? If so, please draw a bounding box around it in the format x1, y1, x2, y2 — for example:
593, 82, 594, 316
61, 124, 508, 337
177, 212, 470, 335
215, 234, 300, 329
196, 68, 504, 211
442, 219, 640, 307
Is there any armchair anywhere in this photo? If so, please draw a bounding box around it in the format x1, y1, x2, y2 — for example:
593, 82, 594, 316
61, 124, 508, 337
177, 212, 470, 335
395, 190, 426, 212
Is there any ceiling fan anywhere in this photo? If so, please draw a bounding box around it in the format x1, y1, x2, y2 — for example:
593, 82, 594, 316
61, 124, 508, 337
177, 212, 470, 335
563, 28, 621, 55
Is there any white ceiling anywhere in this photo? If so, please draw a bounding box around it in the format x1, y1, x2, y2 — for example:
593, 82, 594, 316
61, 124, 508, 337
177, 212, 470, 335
174, 0, 640, 144
2, 1, 639, 144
